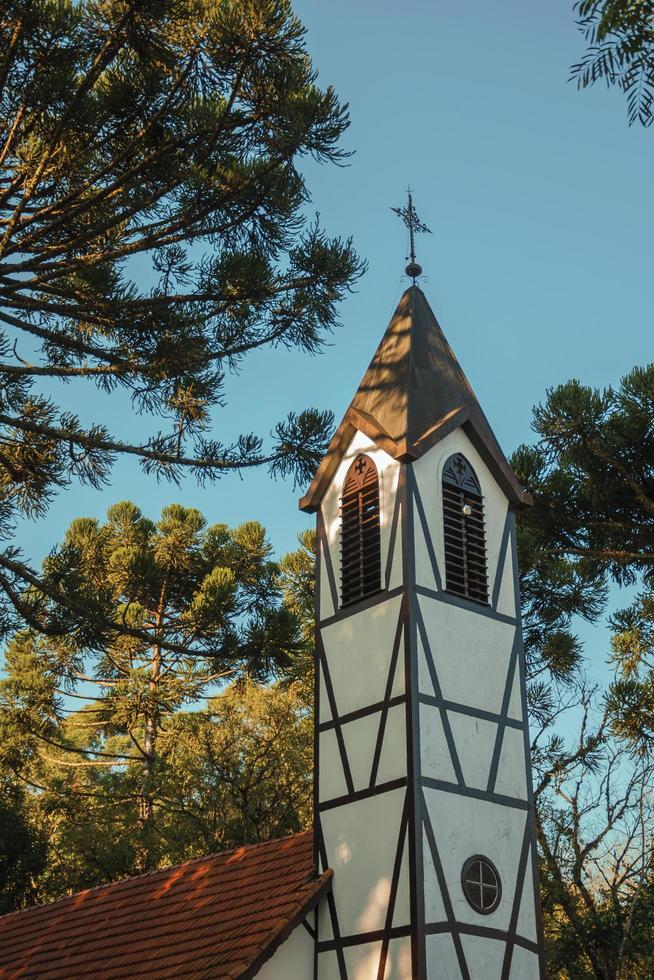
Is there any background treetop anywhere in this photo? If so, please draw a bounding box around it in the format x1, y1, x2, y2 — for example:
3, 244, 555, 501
0, 500, 310, 871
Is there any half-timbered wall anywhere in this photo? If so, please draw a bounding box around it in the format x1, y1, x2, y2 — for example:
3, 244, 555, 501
316, 430, 411, 979
411, 429, 542, 978
314, 427, 544, 980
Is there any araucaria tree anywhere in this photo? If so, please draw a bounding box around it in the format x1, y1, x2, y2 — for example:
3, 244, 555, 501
513, 365, 654, 744
0, 0, 362, 637
513, 364, 654, 977
1, 502, 302, 870
572, 1, 654, 126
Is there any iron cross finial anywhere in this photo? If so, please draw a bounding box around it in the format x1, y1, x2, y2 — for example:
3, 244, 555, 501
390, 187, 432, 281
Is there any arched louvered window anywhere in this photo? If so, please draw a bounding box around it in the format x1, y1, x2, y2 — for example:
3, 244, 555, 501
341, 454, 381, 607
442, 453, 489, 604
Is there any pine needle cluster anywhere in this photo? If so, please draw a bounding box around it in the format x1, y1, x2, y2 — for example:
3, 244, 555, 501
572, 0, 654, 125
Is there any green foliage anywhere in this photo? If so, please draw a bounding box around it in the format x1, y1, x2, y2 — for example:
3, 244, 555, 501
606, 674, 654, 748
0, 501, 311, 875
514, 366, 654, 632
606, 591, 654, 750
0, 678, 310, 903
543, 883, 654, 978
159, 679, 312, 855
514, 365, 654, 757
512, 441, 604, 694
0, 776, 46, 914
572, 1, 654, 126
277, 528, 315, 702
0, 0, 363, 640
515, 361, 654, 976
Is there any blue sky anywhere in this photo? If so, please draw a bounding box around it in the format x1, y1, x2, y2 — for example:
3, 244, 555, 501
15, 0, 652, 682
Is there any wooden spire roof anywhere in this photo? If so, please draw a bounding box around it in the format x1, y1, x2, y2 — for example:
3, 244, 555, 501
299, 285, 531, 511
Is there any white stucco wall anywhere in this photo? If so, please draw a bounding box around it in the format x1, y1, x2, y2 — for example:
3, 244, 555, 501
416, 595, 515, 713
320, 592, 404, 720
320, 787, 409, 939
256, 917, 314, 979
510, 944, 542, 978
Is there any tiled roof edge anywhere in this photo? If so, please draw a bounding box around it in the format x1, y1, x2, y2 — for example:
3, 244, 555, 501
0, 831, 312, 922
235, 868, 333, 980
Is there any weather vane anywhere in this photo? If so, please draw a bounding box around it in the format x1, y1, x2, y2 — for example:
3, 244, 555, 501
391, 187, 432, 281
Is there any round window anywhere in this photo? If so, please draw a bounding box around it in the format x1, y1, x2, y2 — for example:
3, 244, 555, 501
461, 856, 501, 914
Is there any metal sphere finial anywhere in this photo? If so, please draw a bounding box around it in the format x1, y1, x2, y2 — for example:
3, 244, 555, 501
391, 188, 432, 281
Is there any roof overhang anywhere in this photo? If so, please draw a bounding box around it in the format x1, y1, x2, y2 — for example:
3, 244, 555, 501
299, 408, 532, 513
239, 868, 333, 979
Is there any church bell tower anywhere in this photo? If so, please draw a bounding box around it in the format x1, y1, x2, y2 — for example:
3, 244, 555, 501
299, 269, 545, 977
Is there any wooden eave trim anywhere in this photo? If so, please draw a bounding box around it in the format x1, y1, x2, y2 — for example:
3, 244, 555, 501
347, 406, 395, 445
410, 406, 469, 458
299, 406, 532, 514
299, 420, 357, 513
298, 408, 408, 513
237, 868, 333, 979
461, 416, 533, 510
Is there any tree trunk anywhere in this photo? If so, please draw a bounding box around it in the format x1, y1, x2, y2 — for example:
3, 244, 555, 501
134, 643, 160, 873
140, 648, 160, 825
135, 580, 168, 872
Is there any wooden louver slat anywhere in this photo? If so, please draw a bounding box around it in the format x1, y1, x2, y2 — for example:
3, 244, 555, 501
442, 453, 489, 605
340, 454, 381, 607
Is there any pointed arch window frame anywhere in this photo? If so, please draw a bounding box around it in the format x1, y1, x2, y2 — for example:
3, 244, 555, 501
441, 453, 489, 605
339, 453, 382, 608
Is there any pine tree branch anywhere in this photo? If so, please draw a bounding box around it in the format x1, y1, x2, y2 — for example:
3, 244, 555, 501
37, 751, 137, 768
13, 39, 260, 256
552, 547, 654, 565
0, 103, 25, 171
7, 53, 198, 240
0, 10, 134, 254
3, 107, 306, 276
66, 671, 119, 688
8, 763, 140, 801
127, 730, 148, 760
0, 11, 24, 98
0, 310, 131, 367
0, 553, 232, 659
0, 361, 133, 380
31, 729, 136, 761
0, 410, 274, 473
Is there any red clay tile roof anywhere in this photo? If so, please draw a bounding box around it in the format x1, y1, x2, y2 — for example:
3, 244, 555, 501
0, 830, 328, 980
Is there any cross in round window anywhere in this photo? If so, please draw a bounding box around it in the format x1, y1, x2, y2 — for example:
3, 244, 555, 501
461, 856, 501, 914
